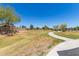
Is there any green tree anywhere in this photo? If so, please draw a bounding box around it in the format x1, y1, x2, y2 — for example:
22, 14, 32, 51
0, 7, 20, 24
59, 24, 67, 32
36, 27, 40, 30
0, 6, 21, 35
53, 25, 59, 31
30, 24, 34, 29
21, 25, 27, 29
42, 25, 49, 30
74, 26, 79, 31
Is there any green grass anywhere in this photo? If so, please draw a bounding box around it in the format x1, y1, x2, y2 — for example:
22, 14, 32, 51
55, 31, 79, 39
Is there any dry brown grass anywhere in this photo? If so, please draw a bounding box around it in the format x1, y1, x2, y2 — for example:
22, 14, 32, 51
0, 30, 63, 56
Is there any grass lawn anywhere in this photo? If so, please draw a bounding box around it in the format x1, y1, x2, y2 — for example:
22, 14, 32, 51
55, 31, 79, 39
0, 30, 63, 56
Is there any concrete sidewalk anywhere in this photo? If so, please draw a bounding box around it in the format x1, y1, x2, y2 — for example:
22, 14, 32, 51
47, 32, 79, 56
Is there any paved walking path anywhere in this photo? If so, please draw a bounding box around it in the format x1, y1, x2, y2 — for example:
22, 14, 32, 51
47, 32, 79, 56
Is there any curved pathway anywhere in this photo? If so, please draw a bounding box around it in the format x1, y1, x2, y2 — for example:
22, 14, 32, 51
47, 32, 79, 56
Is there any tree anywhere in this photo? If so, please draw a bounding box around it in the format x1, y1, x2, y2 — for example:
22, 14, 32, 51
30, 24, 34, 29
53, 25, 59, 31
0, 6, 21, 35
36, 27, 40, 30
59, 24, 67, 32
73, 26, 79, 31
42, 25, 49, 30
21, 25, 27, 29
0, 7, 20, 24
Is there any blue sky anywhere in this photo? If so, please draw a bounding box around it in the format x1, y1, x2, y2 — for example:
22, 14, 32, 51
1, 3, 79, 28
